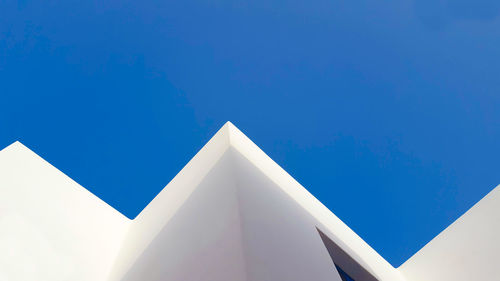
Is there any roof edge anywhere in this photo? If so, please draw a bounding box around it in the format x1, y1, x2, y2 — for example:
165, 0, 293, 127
0, 139, 130, 221
224, 122, 402, 280
133, 122, 233, 221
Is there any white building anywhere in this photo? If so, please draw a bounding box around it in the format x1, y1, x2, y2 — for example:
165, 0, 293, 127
0, 122, 498, 281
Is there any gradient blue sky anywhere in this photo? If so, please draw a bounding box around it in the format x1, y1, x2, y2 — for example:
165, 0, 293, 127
1, 0, 499, 267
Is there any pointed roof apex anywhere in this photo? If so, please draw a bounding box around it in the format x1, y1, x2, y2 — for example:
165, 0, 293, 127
223, 121, 262, 151
218, 120, 245, 147
134, 120, 281, 223
109, 122, 401, 281
0, 140, 27, 153
201, 121, 258, 153
223, 120, 235, 127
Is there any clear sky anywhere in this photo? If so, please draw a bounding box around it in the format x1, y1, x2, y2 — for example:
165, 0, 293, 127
1, 0, 499, 267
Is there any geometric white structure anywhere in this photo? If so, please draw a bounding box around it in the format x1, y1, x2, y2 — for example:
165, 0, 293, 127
0, 122, 498, 281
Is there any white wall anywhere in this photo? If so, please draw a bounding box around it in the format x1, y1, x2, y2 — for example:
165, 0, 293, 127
2, 123, 496, 281
118, 151, 247, 281
400, 185, 500, 281
0, 142, 130, 281
232, 148, 343, 281
114, 148, 343, 281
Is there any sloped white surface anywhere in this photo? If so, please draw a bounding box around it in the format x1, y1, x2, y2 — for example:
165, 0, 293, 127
227, 123, 403, 281
231, 148, 343, 281
400, 184, 500, 281
0, 122, 498, 281
118, 150, 248, 281
107, 123, 232, 281
0, 142, 131, 281
115, 148, 344, 281
108, 123, 400, 281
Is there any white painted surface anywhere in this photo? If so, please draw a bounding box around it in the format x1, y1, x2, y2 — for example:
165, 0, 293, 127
107, 123, 231, 281
119, 151, 247, 281
0, 122, 498, 281
400, 184, 500, 281
0, 142, 130, 281
231, 148, 343, 281
227, 123, 404, 281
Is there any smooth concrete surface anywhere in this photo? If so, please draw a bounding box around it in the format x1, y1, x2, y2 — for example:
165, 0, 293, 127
0, 122, 498, 281
400, 184, 500, 281
0, 142, 130, 281
119, 151, 247, 281
231, 148, 343, 281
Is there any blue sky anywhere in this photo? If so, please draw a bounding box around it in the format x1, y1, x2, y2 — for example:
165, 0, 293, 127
1, 0, 499, 267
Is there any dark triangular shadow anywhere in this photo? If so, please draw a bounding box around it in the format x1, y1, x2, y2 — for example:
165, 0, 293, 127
335, 264, 355, 281
317, 228, 379, 281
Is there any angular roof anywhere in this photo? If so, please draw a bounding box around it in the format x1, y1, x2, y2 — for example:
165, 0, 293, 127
0, 122, 498, 281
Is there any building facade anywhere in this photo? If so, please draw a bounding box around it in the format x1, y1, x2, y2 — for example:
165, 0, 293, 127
0, 122, 498, 281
